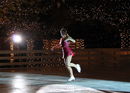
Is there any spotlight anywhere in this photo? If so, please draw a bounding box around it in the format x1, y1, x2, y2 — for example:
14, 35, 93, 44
12, 34, 22, 43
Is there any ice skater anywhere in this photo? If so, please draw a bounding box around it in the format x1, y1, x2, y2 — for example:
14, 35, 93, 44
51, 28, 81, 81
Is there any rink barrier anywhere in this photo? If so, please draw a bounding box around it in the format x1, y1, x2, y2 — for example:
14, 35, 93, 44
0, 48, 130, 68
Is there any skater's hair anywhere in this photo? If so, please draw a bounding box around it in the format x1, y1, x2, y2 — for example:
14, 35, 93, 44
60, 28, 69, 37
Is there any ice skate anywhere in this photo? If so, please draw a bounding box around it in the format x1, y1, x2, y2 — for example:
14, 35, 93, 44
68, 76, 75, 82
76, 64, 81, 73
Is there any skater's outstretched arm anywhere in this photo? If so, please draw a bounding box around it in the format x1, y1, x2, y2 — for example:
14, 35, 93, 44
65, 36, 76, 43
51, 38, 62, 51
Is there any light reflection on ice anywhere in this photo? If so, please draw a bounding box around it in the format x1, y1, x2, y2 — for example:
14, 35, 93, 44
11, 75, 27, 93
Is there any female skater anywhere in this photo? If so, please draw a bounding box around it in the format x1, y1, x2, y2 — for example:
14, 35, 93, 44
51, 28, 81, 81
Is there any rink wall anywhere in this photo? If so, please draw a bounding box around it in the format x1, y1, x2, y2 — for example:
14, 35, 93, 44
0, 48, 130, 69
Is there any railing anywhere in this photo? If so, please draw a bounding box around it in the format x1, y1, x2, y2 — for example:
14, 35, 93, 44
0, 48, 130, 69
0, 50, 63, 68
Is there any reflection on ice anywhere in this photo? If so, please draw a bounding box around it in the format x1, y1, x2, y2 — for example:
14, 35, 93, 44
11, 75, 27, 93
36, 84, 104, 93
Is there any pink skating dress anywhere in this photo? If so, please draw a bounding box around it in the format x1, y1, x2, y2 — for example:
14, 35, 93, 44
61, 38, 75, 59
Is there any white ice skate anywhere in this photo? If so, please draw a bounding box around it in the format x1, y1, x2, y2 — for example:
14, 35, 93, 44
68, 76, 75, 82
76, 64, 81, 73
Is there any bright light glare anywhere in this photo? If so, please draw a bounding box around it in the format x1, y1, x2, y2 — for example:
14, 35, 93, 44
12, 34, 22, 43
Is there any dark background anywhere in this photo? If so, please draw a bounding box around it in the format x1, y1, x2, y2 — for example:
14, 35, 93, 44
0, 0, 129, 48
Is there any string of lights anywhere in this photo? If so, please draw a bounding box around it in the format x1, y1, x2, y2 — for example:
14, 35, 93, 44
0, 0, 130, 48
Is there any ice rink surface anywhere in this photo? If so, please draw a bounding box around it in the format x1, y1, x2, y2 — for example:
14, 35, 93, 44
0, 72, 129, 93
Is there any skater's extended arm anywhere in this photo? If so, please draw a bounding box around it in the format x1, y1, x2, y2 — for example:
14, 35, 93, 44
65, 36, 76, 43
51, 38, 62, 51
